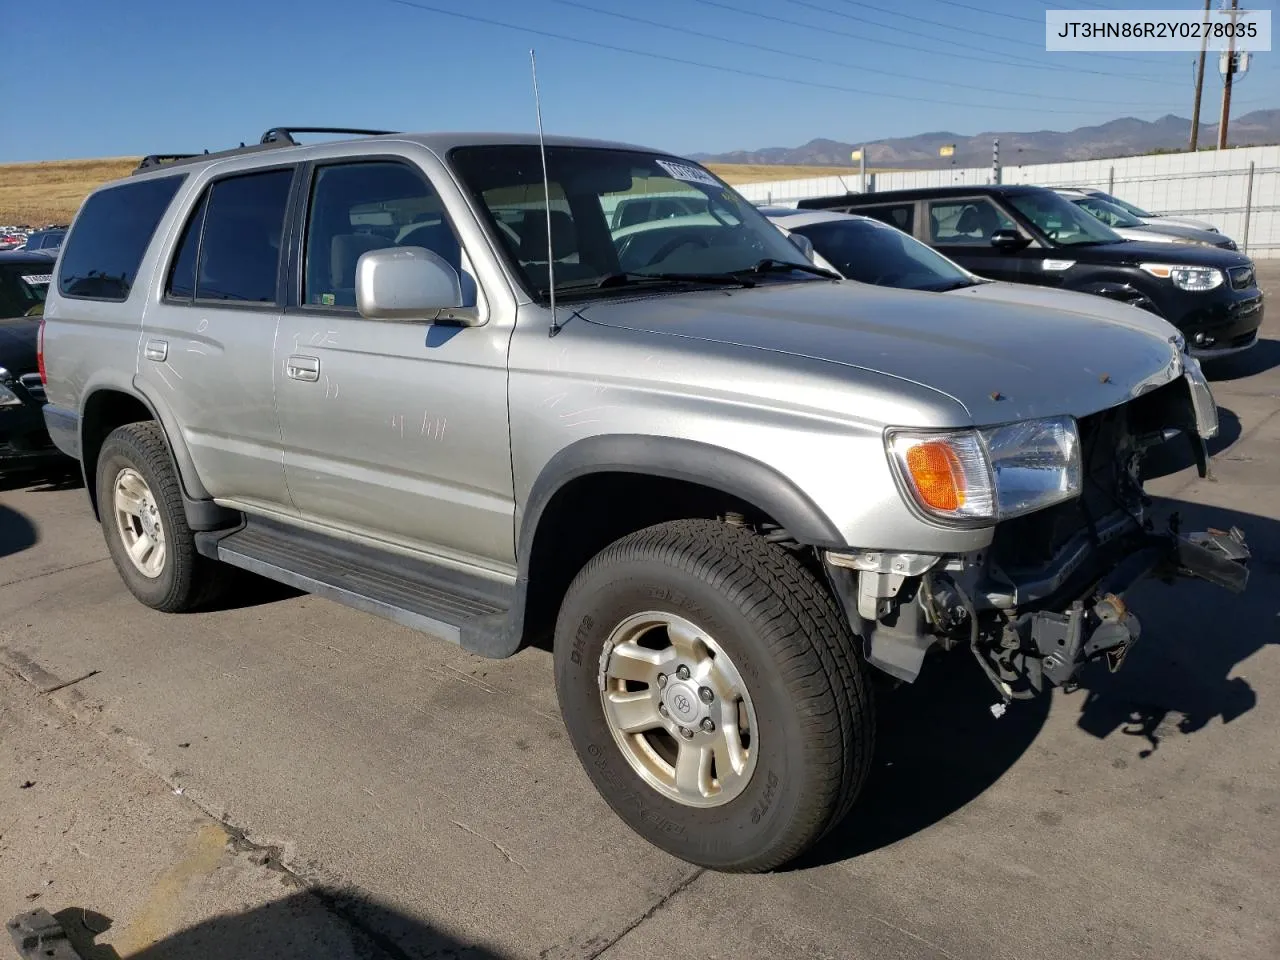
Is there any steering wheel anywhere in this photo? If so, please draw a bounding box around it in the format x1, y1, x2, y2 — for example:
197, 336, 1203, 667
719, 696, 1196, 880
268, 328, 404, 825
646, 235, 711, 268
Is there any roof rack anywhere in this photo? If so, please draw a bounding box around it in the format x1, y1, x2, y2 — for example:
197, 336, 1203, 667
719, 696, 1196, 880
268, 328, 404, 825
130, 127, 399, 176
259, 126, 397, 145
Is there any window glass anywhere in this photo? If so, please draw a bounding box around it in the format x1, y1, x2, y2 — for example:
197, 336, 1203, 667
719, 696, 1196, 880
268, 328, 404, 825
1006, 191, 1122, 246
1074, 196, 1142, 228
57, 175, 184, 300
927, 199, 1017, 245
0, 263, 50, 317
195, 169, 292, 303
792, 219, 974, 292
304, 161, 459, 309
857, 203, 914, 233
450, 145, 811, 300
166, 195, 207, 299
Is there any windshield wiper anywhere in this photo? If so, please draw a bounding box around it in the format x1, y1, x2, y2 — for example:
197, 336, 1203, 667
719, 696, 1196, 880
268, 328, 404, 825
549, 272, 756, 295
739, 258, 841, 280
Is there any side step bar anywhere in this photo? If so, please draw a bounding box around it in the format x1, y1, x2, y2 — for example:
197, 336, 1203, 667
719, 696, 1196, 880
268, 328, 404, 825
195, 517, 516, 653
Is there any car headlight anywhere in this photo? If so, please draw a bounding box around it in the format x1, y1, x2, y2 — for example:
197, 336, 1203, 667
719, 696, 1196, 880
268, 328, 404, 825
887, 415, 1082, 524
1139, 263, 1224, 291
0, 367, 21, 407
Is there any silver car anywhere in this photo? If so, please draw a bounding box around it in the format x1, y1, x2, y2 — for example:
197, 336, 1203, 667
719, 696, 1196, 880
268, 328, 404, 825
38, 128, 1249, 872
1058, 189, 1235, 249
1073, 187, 1222, 234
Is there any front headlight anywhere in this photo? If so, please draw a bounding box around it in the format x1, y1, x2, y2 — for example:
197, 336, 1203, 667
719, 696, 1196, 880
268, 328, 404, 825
1140, 263, 1224, 291
887, 415, 1082, 524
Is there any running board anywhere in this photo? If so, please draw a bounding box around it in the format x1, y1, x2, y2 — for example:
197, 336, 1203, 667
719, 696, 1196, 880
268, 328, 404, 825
194, 517, 516, 653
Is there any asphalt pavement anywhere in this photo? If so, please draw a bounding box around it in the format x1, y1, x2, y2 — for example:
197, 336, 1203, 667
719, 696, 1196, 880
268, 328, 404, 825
1, 264, 1278, 960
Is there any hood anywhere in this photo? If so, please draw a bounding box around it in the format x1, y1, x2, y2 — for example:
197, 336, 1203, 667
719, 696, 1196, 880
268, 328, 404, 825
948, 280, 1179, 339
580, 281, 1181, 425
1064, 238, 1251, 268
1114, 222, 1233, 248
0, 317, 40, 373
1148, 214, 1218, 233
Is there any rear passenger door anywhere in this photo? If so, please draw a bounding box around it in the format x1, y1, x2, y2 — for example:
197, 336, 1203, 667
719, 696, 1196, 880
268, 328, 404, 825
273, 158, 515, 567
924, 197, 1024, 282
139, 166, 296, 512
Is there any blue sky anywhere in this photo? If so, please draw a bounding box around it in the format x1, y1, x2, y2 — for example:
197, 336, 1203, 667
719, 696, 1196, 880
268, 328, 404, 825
3, 0, 1275, 162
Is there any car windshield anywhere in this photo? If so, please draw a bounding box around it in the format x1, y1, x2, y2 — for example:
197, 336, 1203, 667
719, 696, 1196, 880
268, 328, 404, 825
1008, 191, 1123, 246
449, 145, 819, 299
1072, 196, 1144, 228
790, 217, 977, 292
1094, 191, 1155, 219
0, 262, 50, 317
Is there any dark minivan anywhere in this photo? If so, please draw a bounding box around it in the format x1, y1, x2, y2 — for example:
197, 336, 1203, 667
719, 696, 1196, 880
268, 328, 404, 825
799, 185, 1263, 359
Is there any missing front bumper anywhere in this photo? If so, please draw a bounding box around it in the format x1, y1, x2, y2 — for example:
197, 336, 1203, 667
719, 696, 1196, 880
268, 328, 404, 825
1002, 526, 1249, 695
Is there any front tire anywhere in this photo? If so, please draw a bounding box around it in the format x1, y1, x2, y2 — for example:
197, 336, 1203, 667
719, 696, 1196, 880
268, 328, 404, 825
97, 421, 230, 612
554, 519, 874, 872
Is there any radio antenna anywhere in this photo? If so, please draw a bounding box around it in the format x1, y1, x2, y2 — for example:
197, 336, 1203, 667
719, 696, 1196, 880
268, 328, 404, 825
530, 49, 560, 337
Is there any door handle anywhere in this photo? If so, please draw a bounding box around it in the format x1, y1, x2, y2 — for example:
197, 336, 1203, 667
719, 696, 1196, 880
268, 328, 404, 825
144, 339, 168, 362
286, 355, 320, 382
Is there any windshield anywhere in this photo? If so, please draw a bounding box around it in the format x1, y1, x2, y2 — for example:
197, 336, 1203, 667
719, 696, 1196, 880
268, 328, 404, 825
449, 145, 816, 298
1094, 191, 1154, 219
1007, 191, 1123, 246
791, 218, 977, 292
1073, 196, 1143, 228
0, 262, 50, 317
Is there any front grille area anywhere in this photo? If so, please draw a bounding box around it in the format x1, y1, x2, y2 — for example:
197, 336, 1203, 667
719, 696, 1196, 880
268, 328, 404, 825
1230, 265, 1256, 290
990, 378, 1185, 574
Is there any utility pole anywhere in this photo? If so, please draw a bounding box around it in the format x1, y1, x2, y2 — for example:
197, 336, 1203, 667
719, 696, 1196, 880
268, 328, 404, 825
1218, 0, 1239, 150
1189, 0, 1210, 150
992, 138, 1001, 184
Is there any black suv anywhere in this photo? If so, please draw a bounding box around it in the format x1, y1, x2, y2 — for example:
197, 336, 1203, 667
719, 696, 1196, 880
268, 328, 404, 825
799, 185, 1264, 359
0, 249, 62, 468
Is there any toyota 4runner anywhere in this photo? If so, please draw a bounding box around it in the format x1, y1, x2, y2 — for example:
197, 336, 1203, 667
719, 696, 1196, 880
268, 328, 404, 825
38, 127, 1249, 872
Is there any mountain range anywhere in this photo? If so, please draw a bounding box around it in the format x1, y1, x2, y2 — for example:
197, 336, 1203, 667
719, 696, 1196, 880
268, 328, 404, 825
691, 110, 1280, 169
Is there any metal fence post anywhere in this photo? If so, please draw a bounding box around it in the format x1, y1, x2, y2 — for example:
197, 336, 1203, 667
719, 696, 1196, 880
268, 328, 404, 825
1108, 166, 1115, 193
1241, 161, 1255, 255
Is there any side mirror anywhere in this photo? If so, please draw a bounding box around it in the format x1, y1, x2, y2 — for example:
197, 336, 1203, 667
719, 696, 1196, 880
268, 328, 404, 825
788, 231, 816, 262
990, 229, 1029, 251
355, 247, 478, 325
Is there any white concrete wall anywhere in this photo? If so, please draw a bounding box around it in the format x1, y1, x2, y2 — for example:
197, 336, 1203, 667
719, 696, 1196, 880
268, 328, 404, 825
734, 145, 1280, 258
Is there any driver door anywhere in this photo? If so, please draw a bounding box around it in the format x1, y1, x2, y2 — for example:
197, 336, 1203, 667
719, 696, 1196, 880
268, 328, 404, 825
925, 197, 1025, 283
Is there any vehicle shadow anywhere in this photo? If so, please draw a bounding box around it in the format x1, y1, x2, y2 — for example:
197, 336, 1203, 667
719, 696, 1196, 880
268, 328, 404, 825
1074, 496, 1278, 754
47, 889, 510, 959
0, 458, 82, 493
1141, 405, 1242, 480
200, 569, 304, 613
0, 504, 37, 558
1201, 337, 1280, 382
794, 495, 1276, 868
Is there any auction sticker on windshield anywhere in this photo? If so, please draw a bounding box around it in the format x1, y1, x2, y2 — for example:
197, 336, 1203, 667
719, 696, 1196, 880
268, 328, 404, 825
656, 160, 721, 186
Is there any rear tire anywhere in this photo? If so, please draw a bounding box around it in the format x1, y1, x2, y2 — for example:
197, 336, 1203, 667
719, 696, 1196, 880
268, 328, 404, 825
96, 422, 231, 612
554, 518, 874, 872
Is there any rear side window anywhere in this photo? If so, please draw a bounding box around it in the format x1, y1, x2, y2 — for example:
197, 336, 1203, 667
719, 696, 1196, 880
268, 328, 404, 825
57, 175, 184, 301
856, 203, 914, 234
195, 169, 293, 304
166, 195, 208, 300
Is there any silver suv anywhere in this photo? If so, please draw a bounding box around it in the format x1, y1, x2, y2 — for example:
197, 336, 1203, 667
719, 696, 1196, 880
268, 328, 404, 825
38, 128, 1249, 872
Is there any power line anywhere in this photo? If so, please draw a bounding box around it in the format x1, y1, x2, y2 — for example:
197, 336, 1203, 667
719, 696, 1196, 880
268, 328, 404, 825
920, 0, 1043, 24
802, 0, 1176, 67
379, 0, 1161, 115
552, 0, 1179, 108
695, 0, 1180, 84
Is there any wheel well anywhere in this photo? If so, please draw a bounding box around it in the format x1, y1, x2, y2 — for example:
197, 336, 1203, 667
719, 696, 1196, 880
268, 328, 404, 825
521, 472, 790, 647
81, 390, 155, 517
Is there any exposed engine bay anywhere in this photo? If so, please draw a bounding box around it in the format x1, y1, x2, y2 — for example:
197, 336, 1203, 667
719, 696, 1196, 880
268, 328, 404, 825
823, 372, 1251, 706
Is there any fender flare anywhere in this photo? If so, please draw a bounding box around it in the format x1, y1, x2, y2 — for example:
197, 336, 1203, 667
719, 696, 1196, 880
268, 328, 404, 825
517, 434, 846, 564
79, 379, 237, 531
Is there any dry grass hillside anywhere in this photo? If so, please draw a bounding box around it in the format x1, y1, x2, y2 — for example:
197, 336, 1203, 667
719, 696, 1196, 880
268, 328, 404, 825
0, 157, 863, 225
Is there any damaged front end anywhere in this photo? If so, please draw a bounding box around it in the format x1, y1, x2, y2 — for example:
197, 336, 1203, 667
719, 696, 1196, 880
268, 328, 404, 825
825, 364, 1250, 705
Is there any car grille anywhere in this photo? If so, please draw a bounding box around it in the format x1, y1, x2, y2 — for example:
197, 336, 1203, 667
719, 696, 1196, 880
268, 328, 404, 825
1229, 265, 1255, 290
18, 373, 45, 402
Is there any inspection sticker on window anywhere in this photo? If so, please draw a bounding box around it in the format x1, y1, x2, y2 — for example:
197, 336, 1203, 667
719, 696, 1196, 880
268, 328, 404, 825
656, 160, 720, 186
21, 274, 52, 285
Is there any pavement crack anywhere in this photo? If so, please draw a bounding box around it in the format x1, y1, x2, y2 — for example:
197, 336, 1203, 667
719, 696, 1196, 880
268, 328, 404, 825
40, 669, 100, 694
579, 867, 704, 959
449, 818, 528, 872
0, 557, 109, 588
